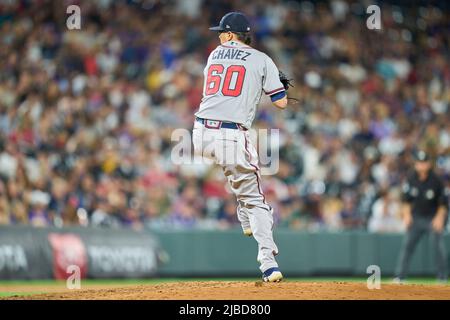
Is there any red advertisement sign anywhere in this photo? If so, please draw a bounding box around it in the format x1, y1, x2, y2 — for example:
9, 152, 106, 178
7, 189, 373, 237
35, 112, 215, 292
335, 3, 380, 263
48, 233, 88, 280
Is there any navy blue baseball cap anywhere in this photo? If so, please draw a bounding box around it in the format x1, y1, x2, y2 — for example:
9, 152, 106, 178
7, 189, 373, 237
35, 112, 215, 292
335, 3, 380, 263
209, 12, 251, 33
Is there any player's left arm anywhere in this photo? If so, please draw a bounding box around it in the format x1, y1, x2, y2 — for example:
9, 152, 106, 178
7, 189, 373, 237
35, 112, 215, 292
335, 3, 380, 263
431, 180, 448, 233
263, 56, 287, 109
432, 206, 448, 233
272, 94, 287, 109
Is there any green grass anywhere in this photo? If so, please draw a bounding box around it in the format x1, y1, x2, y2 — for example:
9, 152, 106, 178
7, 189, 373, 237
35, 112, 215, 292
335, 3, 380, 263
0, 277, 445, 298
0, 277, 444, 286
0, 291, 48, 297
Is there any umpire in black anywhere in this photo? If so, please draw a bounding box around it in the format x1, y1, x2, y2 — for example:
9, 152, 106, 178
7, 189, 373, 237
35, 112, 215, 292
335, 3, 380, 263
394, 150, 448, 282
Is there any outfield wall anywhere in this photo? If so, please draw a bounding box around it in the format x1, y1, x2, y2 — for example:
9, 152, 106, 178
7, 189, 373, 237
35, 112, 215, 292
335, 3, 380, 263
154, 229, 450, 278
1, 226, 449, 279
0, 226, 163, 280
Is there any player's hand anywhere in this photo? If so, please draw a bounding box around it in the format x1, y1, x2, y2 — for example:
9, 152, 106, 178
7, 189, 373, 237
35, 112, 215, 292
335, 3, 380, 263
431, 216, 445, 233
403, 213, 413, 229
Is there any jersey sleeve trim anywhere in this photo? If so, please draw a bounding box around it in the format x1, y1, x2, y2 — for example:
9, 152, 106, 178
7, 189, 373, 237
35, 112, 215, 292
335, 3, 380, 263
220, 44, 254, 49
270, 91, 286, 102
265, 87, 285, 95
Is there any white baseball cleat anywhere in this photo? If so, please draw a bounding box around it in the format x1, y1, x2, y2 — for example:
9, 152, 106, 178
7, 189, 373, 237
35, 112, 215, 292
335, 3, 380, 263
262, 267, 283, 283
392, 277, 405, 284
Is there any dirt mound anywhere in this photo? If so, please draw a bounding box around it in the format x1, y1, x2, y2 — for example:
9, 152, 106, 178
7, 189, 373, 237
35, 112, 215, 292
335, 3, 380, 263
4, 281, 450, 300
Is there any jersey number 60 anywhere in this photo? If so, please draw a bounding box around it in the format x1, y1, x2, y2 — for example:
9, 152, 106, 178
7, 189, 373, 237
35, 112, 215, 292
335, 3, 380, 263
205, 64, 246, 97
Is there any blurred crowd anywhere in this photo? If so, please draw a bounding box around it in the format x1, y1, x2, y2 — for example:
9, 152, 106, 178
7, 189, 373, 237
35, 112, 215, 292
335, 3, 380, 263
0, 0, 448, 232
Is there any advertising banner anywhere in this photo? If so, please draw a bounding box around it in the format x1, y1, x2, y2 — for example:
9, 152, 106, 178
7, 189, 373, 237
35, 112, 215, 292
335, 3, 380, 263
0, 226, 163, 280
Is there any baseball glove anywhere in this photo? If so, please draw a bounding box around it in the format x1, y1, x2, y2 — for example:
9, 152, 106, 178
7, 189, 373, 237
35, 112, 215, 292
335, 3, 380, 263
279, 70, 294, 91
279, 71, 299, 103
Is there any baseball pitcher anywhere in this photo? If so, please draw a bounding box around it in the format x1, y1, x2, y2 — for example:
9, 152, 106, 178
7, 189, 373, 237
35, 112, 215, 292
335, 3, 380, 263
193, 12, 290, 282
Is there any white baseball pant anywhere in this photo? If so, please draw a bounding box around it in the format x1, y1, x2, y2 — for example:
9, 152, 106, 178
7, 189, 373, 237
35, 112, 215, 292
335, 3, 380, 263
192, 119, 279, 273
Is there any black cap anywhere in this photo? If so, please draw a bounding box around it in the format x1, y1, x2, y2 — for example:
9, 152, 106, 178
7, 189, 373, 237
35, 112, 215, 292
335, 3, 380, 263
413, 150, 430, 162
209, 12, 251, 33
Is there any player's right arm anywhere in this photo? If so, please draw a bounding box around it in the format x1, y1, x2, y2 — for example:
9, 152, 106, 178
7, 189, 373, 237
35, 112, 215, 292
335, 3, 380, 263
401, 180, 413, 229
263, 56, 287, 109
402, 203, 413, 229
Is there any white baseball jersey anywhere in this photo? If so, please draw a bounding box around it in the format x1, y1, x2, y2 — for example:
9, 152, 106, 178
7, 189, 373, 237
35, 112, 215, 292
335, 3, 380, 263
195, 40, 285, 129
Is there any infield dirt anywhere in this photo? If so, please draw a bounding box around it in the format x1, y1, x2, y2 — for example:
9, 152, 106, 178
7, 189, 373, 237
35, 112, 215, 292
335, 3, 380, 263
3, 281, 450, 300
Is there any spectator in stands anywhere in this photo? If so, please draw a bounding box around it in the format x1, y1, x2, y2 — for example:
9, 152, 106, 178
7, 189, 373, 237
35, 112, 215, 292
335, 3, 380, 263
0, 180, 9, 225
28, 190, 51, 227
368, 189, 405, 233
217, 197, 240, 230
0, 0, 447, 232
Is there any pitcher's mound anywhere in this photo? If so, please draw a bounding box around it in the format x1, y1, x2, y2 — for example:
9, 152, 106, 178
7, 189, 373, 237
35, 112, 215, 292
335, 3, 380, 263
5, 281, 450, 300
